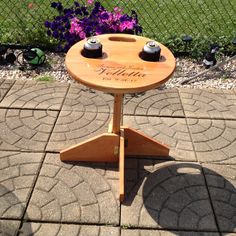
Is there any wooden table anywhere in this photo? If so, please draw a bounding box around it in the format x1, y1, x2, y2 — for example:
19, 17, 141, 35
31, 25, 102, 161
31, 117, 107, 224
61, 34, 176, 201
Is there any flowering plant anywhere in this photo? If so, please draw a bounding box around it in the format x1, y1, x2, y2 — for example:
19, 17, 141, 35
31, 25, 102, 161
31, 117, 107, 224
45, 1, 142, 52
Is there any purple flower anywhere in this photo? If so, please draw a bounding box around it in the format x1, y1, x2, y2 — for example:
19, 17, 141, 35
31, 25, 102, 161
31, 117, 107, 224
51, 2, 58, 8
94, 2, 101, 8
85, 26, 93, 33
62, 16, 68, 23
64, 32, 71, 40
58, 25, 65, 31
50, 22, 58, 30
44, 21, 51, 28
81, 7, 88, 15
50, 2, 63, 11
52, 30, 59, 38
64, 8, 73, 15
45, 1, 142, 52
74, 2, 80, 7
95, 25, 107, 34
80, 17, 89, 26
47, 30, 52, 36
100, 11, 109, 20
65, 22, 71, 29
120, 14, 131, 22
135, 25, 142, 34
75, 8, 82, 15
57, 3, 63, 11
91, 8, 99, 15
55, 16, 62, 21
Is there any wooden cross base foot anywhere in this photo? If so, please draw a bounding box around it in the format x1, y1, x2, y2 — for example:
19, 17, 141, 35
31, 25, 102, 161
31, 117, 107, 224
60, 127, 169, 201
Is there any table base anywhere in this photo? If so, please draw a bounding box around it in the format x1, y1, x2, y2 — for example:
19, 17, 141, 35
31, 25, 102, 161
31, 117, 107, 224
60, 127, 169, 201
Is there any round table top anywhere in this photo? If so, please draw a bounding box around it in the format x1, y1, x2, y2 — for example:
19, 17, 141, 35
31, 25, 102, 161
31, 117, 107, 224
65, 34, 176, 94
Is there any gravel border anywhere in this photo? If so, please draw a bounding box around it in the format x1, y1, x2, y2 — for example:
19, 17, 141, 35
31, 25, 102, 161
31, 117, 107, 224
0, 51, 235, 89
161, 56, 236, 90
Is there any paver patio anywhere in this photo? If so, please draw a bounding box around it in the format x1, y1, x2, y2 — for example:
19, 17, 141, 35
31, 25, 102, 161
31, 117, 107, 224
0, 78, 235, 235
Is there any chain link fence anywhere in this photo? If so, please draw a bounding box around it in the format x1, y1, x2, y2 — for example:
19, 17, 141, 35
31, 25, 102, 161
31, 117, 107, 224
0, 0, 235, 48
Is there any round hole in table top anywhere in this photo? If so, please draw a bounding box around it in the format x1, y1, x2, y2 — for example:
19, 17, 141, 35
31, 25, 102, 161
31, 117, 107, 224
65, 34, 176, 94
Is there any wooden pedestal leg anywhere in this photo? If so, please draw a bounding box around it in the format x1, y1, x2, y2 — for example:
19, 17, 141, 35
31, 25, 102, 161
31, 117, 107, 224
112, 94, 123, 134
108, 118, 113, 133
110, 94, 125, 201
119, 129, 125, 201
123, 127, 169, 157
60, 133, 119, 162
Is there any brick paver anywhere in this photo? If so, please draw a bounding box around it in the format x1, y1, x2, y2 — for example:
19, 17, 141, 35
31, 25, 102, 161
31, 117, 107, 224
209, 89, 236, 105
123, 115, 196, 161
187, 118, 236, 164
19, 223, 120, 236
0, 151, 43, 219
25, 153, 120, 224
221, 232, 236, 235
203, 164, 236, 233
1, 78, 236, 235
0, 109, 58, 151
179, 89, 236, 119
62, 83, 113, 113
0, 220, 20, 236
46, 110, 111, 152
0, 80, 68, 110
123, 89, 184, 117
0, 79, 14, 102
121, 229, 220, 236
121, 161, 217, 231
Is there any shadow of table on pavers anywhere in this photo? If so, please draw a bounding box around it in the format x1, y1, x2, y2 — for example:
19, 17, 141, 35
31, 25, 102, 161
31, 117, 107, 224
121, 160, 236, 234
0, 185, 32, 236
24, 154, 120, 226
1, 159, 120, 236
0, 151, 46, 235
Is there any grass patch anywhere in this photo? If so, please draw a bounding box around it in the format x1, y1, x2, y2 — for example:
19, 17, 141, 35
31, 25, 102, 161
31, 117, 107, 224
36, 75, 55, 82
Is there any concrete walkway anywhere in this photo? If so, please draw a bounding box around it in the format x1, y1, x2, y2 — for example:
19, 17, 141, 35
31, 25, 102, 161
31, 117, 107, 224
0, 78, 236, 235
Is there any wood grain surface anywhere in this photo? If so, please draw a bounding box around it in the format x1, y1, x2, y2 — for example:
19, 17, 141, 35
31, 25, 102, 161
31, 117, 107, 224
65, 34, 176, 94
